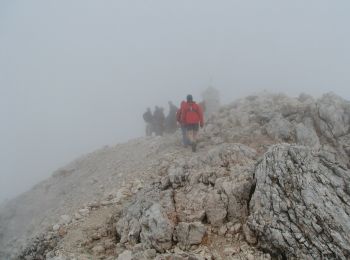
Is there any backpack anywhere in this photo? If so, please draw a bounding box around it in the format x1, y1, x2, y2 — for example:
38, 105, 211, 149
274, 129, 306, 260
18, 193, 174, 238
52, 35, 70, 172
183, 102, 200, 124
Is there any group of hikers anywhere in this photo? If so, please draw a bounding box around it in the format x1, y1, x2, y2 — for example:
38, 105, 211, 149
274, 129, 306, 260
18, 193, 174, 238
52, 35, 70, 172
143, 94, 204, 152
143, 101, 179, 136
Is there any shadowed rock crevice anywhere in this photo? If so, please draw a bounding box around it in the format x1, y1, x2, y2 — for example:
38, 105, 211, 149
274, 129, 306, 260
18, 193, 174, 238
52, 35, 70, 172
246, 172, 256, 216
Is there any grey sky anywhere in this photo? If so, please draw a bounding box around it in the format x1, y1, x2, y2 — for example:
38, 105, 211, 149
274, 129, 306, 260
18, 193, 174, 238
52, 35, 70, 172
1, 0, 350, 202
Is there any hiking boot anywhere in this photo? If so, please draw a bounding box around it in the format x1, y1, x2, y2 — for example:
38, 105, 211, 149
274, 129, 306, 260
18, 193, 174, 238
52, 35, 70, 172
191, 142, 197, 152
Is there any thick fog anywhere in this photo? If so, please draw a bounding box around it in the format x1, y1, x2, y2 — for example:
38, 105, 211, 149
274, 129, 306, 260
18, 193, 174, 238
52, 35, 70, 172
1, 0, 350, 203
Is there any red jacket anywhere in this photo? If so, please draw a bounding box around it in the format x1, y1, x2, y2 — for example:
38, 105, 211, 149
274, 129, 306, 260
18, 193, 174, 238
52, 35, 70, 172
180, 101, 204, 126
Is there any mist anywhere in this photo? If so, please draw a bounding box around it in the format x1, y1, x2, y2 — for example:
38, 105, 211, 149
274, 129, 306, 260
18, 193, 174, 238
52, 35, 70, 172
1, 0, 350, 203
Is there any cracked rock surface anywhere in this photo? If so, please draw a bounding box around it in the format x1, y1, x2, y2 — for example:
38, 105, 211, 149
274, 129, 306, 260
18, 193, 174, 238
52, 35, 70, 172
248, 144, 350, 259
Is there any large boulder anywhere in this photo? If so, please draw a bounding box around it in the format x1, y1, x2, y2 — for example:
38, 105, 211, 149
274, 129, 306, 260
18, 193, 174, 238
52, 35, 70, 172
317, 93, 350, 138
174, 185, 207, 222
204, 190, 227, 227
248, 144, 350, 259
174, 222, 207, 250
116, 189, 176, 253
265, 115, 294, 141
215, 168, 255, 224
295, 122, 320, 148
140, 202, 175, 252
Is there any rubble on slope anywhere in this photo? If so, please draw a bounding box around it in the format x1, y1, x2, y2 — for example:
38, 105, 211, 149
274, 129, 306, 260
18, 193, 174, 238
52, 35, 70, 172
201, 92, 350, 165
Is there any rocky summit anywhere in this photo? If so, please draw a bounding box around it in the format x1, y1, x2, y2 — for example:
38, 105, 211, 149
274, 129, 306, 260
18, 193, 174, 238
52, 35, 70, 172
1, 92, 350, 260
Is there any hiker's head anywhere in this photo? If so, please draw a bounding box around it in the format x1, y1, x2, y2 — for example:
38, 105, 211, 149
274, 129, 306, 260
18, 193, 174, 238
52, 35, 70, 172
187, 95, 193, 102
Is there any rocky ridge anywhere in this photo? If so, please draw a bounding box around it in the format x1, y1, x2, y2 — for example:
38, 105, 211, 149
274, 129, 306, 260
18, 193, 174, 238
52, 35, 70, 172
1, 92, 350, 259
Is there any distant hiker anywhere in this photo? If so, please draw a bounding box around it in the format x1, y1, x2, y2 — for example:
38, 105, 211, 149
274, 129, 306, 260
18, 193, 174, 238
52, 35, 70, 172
180, 94, 204, 152
176, 101, 190, 146
153, 106, 165, 136
143, 108, 153, 136
165, 101, 178, 134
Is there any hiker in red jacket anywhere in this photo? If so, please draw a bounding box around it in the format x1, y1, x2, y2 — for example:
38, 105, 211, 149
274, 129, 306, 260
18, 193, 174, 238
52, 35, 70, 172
180, 95, 204, 152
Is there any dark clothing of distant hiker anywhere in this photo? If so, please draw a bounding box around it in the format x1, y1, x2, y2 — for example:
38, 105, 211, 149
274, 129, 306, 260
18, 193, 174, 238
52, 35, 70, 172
143, 108, 153, 136
165, 101, 178, 133
185, 123, 199, 131
153, 106, 165, 136
180, 95, 204, 151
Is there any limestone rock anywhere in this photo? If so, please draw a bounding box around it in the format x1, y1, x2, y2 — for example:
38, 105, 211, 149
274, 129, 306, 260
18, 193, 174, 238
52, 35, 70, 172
92, 245, 105, 255
265, 115, 293, 141
117, 250, 132, 260
216, 171, 254, 224
78, 208, 90, 216
204, 190, 227, 227
174, 222, 206, 250
140, 203, 175, 252
248, 144, 350, 259
295, 122, 320, 148
174, 185, 207, 222
317, 93, 350, 138
116, 188, 176, 253
52, 224, 60, 231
